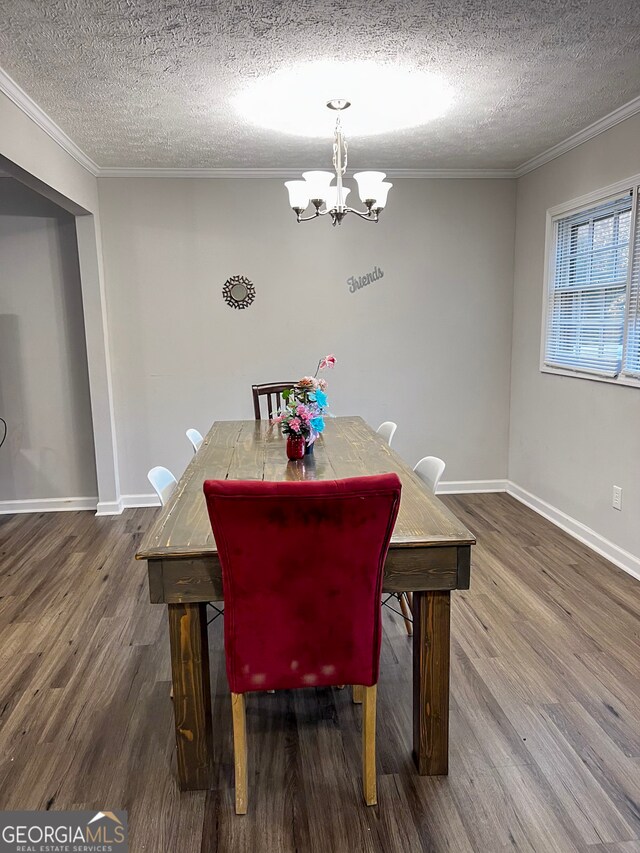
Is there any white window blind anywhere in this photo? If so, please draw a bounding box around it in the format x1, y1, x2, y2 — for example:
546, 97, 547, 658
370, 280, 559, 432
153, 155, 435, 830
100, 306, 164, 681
623, 188, 640, 377
544, 192, 633, 377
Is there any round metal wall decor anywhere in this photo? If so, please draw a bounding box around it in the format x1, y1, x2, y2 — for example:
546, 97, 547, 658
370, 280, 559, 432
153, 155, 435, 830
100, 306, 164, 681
222, 275, 255, 309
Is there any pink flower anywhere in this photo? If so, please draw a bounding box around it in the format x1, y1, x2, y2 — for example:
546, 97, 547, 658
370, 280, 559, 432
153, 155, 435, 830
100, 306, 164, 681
296, 404, 311, 420
288, 417, 302, 433
317, 378, 328, 392
319, 354, 336, 371
271, 415, 283, 424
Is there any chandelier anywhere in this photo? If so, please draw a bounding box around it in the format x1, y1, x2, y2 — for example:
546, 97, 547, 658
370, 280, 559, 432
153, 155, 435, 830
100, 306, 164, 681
284, 100, 392, 226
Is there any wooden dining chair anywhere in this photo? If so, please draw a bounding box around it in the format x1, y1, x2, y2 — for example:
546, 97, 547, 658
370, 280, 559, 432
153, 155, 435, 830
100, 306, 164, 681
251, 382, 296, 420
203, 473, 402, 813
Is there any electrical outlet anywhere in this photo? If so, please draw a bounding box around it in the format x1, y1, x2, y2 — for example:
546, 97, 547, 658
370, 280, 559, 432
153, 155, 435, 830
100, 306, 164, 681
612, 486, 622, 511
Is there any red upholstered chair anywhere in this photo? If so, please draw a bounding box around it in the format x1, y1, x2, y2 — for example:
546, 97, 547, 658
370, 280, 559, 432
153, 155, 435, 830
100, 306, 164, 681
203, 473, 402, 813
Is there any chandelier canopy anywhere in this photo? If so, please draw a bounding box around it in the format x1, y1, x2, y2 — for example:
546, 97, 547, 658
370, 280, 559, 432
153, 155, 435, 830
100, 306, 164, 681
284, 101, 392, 227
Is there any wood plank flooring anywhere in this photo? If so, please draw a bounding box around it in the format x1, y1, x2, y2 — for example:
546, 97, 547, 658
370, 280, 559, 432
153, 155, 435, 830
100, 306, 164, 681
0, 493, 639, 852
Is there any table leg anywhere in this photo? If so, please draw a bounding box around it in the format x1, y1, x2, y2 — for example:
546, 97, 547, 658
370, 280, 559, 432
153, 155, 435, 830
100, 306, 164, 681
168, 602, 213, 790
412, 590, 450, 775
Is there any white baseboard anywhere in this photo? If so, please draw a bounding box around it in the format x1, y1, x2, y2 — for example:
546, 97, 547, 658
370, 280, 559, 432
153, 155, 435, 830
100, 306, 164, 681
437, 478, 639, 582
121, 493, 160, 509
505, 481, 640, 582
437, 479, 508, 494
0, 493, 160, 517
0, 496, 98, 515
95, 498, 123, 516
95, 494, 160, 515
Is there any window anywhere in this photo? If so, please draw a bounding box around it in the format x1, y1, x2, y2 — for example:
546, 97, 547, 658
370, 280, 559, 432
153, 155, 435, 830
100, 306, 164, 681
624, 198, 640, 377
542, 178, 640, 385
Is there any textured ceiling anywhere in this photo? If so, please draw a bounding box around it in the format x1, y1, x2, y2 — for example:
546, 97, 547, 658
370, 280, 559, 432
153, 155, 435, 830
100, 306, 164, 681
0, 0, 639, 169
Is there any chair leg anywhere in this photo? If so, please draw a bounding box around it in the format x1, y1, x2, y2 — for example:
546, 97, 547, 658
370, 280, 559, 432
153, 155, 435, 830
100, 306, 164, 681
231, 693, 248, 814
362, 684, 377, 806
352, 685, 363, 704
399, 593, 413, 635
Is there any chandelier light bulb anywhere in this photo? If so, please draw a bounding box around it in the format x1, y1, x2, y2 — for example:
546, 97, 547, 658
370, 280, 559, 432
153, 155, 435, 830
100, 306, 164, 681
353, 171, 387, 204
284, 180, 310, 211
325, 185, 351, 210
372, 182, 393, 209
301, 171, 334, 202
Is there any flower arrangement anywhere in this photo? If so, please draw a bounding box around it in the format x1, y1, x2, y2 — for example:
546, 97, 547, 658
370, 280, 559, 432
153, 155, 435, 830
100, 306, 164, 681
272, 354, 336, 451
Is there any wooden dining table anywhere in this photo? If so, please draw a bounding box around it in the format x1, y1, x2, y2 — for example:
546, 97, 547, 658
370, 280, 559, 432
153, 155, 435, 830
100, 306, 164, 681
136, 416, 475, 791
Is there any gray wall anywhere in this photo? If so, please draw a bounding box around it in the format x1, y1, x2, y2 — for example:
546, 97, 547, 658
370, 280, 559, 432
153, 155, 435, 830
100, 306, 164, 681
509, 113, 640, 559
97, 177, 517, 496
0, 179, 97, 502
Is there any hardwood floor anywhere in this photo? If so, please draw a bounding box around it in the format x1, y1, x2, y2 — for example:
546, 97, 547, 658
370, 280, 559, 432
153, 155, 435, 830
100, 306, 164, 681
1, 493, 639, 852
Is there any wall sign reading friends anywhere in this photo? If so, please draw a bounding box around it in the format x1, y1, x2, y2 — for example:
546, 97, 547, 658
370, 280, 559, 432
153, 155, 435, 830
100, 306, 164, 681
347, 266, 384, 293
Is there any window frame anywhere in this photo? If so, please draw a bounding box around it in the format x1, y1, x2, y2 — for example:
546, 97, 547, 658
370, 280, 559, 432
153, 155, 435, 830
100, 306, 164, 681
540, 173, 640, 388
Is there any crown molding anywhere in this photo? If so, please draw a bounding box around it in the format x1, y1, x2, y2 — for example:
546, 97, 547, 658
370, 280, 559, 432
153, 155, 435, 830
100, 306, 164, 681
0, 66, 100, 176
396, 168, 515, 179
96, 165, 516, 178
1, 58, 639, 183
98, 167, 305, 178
514, 93, 640, 178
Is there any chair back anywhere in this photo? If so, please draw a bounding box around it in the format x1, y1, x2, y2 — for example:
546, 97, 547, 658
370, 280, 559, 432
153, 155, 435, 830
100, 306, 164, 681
147, 466, 178, 506
252, 382, 296, 420
186, 428, 204, 453
413, 456, 446, 494
204, 474, 402, 693
376, 421, 397, 447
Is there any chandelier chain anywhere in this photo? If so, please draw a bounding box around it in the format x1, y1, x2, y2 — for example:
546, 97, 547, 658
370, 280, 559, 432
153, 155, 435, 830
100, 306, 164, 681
332, 115, 347, 175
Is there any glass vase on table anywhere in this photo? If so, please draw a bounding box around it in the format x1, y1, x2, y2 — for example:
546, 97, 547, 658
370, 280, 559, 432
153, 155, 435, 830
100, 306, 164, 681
286, 435, 306, 460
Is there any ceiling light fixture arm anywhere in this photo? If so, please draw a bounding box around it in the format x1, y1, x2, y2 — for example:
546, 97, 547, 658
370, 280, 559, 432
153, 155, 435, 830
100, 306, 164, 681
294, 204, 379, 224
294, 205, 331, 222
342, 205, 380, 221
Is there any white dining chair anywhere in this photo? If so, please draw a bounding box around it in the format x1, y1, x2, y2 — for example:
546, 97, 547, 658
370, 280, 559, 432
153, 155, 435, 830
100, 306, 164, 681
376, 421, 397, 447
186, 428, 204, 454
413, 456, 446, 494
147, 466, 178, 506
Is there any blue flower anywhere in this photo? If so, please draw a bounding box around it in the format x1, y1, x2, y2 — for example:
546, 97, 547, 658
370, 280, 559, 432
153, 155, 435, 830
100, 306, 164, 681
315, 389, 328, 408
310, 416, 325, 433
